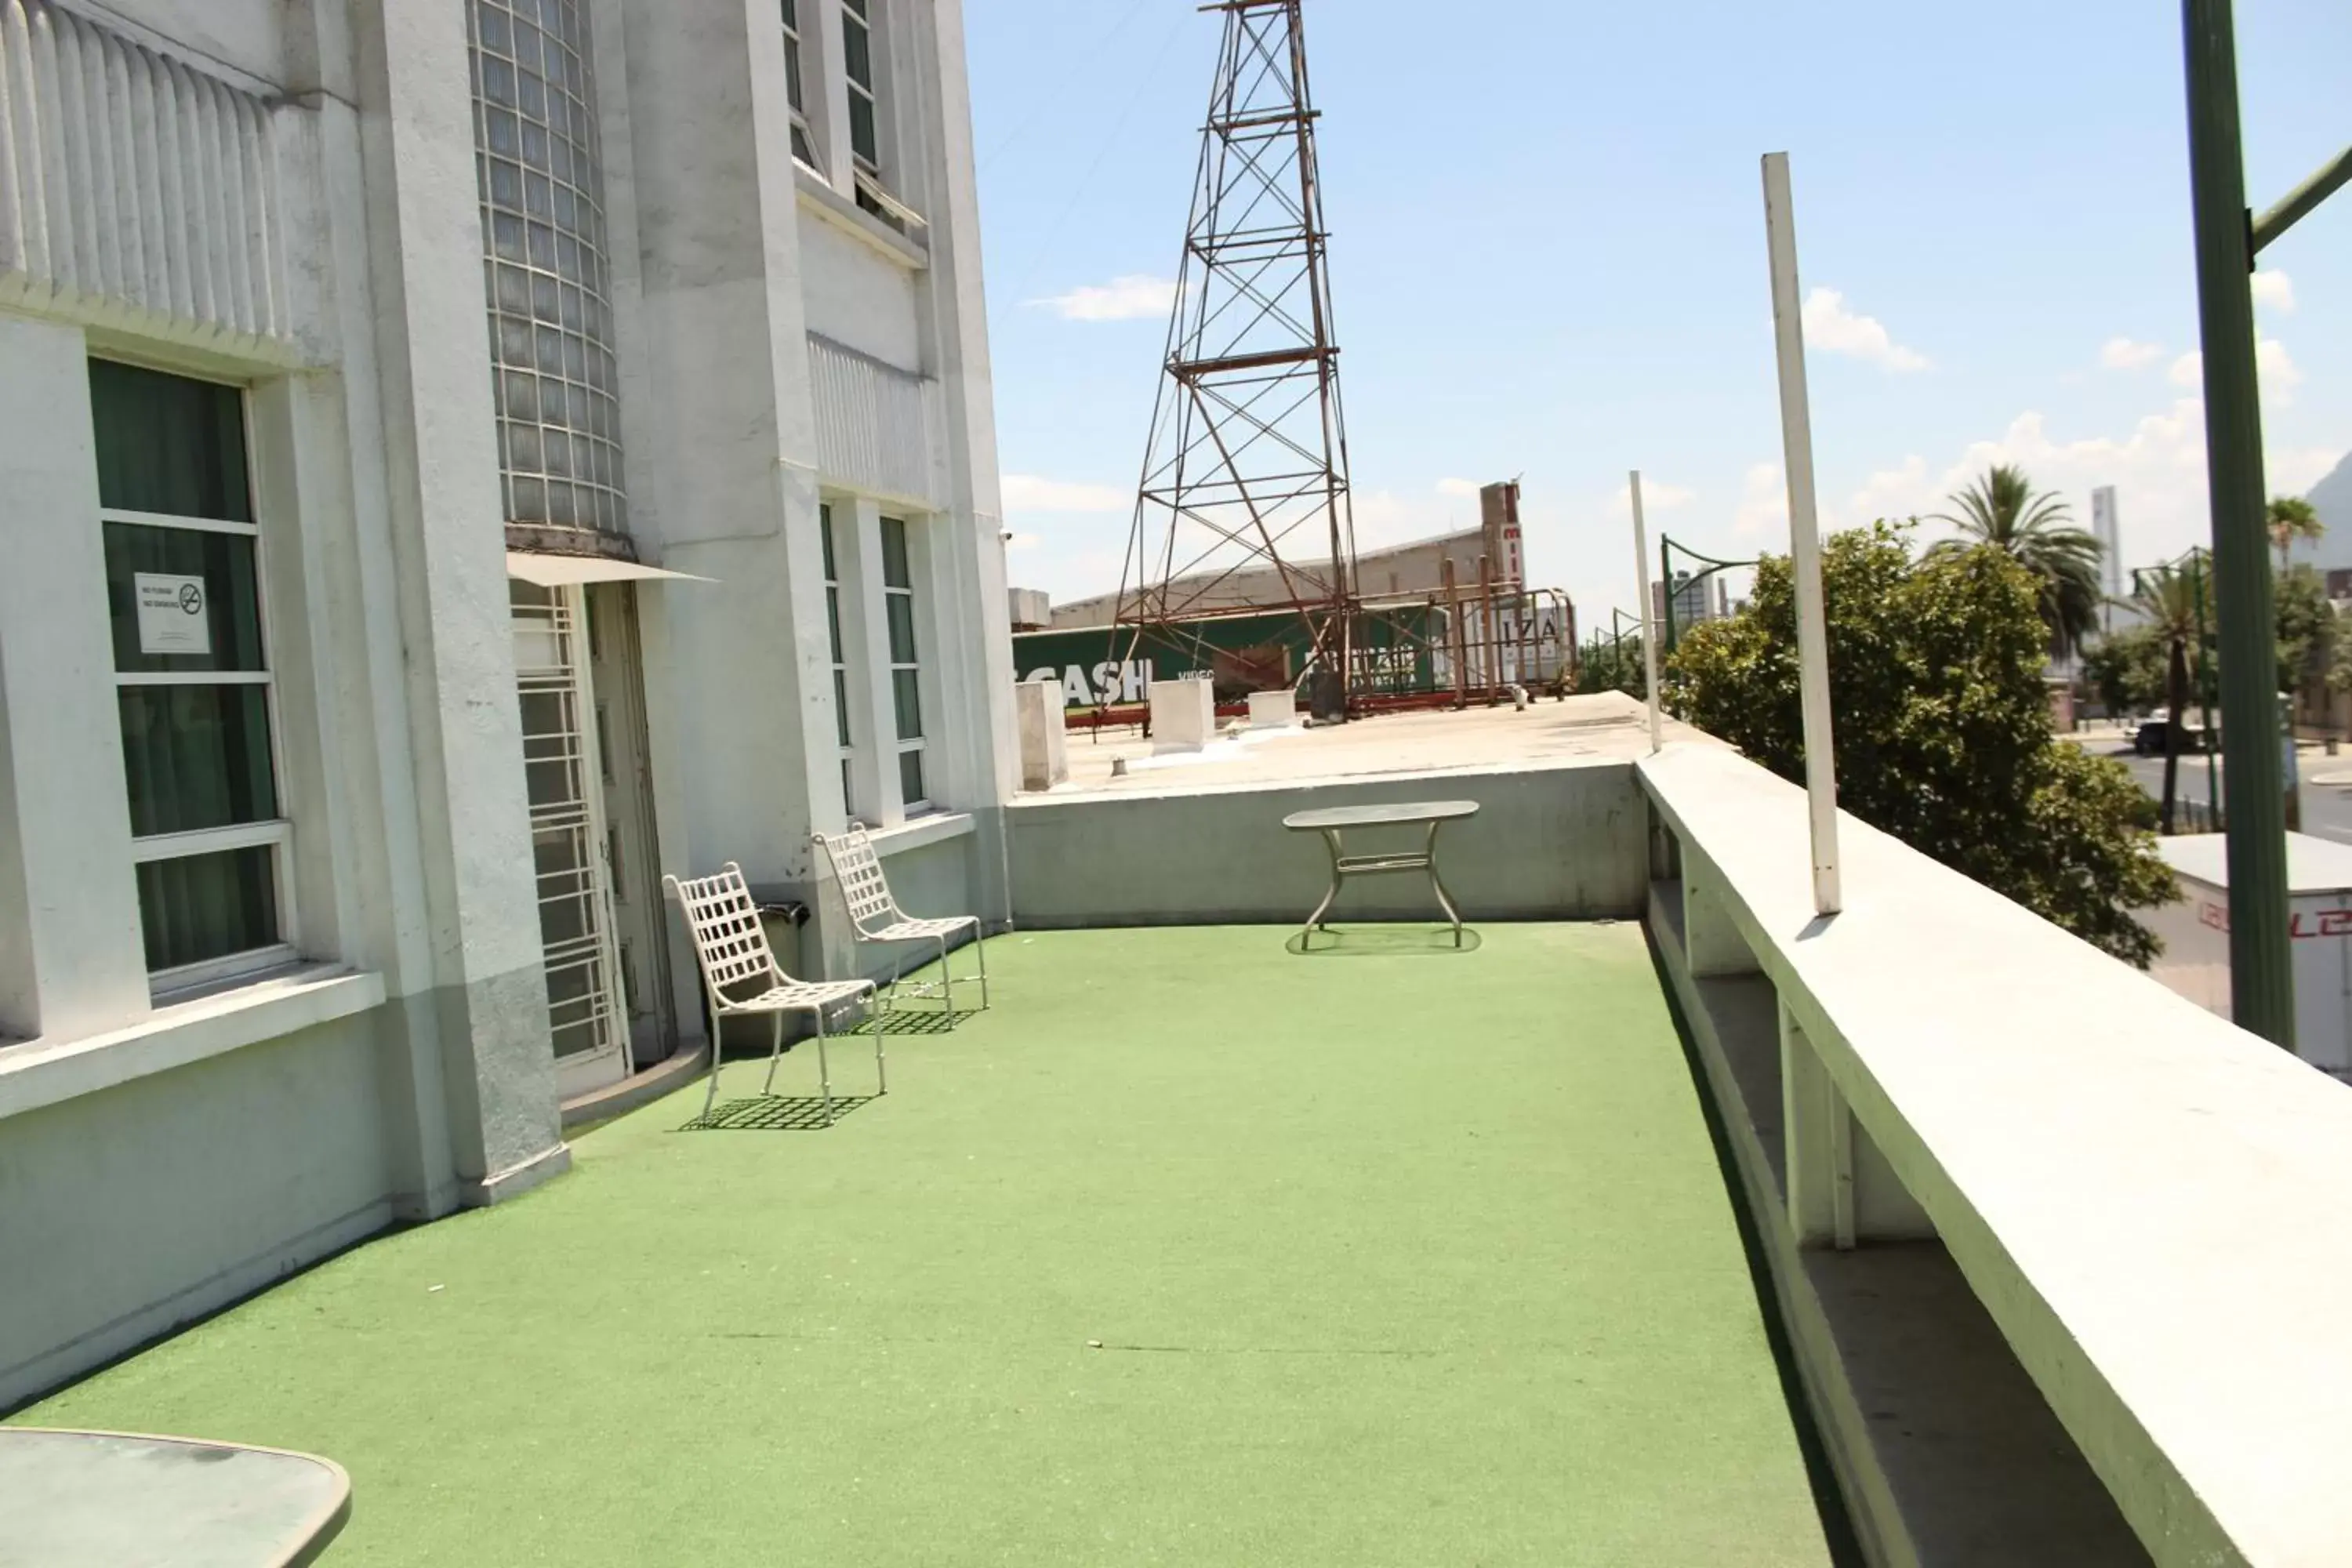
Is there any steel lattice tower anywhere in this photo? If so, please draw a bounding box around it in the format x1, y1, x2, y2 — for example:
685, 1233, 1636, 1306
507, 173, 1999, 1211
1110, 0, 1357, 713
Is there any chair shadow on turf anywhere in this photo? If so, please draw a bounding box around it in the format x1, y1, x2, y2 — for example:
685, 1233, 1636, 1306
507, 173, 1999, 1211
681, 1094, 877, 1132
842, 1005, 971, 1036
1287, 924, 1483, 958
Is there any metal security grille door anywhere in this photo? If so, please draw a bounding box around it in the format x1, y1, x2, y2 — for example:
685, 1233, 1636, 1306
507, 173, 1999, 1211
512, 581, 629, 1095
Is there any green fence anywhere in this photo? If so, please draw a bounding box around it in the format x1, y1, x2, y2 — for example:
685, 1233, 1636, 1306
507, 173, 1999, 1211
1014, 606, 1446, 709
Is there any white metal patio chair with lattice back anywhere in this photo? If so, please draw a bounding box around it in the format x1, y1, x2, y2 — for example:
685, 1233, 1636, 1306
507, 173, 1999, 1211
663, 862, 885, 1124
810, 827, 989, 1021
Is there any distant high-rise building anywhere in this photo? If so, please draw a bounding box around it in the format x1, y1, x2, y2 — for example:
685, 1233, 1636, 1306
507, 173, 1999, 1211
2091, 486, 2123, 634
2092, 487, 2123, 599
1653, 572, 1729, 633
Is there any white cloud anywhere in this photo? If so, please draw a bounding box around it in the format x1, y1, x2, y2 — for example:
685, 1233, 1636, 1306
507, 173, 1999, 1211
1005, 532, 1042, 551
998, 474, 1131, 513
1616, 477, 1695, 512
2168, 338, 2303, 405
1802, 288, 1929, 372
1831, 402, 2339, 572
1435, 477, 1483, 499
1845, 455, 1931, 526
1026, 274, 1177, 322
1731, 463, 1788, 539
2100, 336, 2164, 371
2252, 270, 2296, 314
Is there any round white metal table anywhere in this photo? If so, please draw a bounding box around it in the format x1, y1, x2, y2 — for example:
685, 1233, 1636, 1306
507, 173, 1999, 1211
1281, 799, 1479, 948
0, 1428, 351, 1566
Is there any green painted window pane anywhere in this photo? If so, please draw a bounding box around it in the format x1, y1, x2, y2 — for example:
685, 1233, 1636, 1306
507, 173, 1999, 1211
118, 684, 279, 837
784, 31, 804, 113
880, 516, 910, 587
781, 0, 797, 29
849, 93, 877, 166
898, 747, 924, 805
886, 593, 916, 663
826, 584, 845, 664
819, 504, 837, 580
833, 667, 851, 748
89, 360, 251, 522
103, 523, 267, 673
136, 845, 278, 971
843, 7, 872, 85
892, 668, 922, 741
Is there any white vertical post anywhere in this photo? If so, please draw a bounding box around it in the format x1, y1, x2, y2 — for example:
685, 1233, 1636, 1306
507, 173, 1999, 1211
1762, 152, 1842, 916
1628, 470, 1664, 754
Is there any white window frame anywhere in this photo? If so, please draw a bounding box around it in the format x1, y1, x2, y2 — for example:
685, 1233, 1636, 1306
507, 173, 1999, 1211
841, 0, 880, 175
822, 503, 857, 814
880, 514, 928, 813
102, 458, 299, 996
781, 0, 818, 169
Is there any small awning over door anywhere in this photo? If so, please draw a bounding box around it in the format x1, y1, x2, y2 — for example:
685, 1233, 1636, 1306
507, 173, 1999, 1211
504, 552, 713, 588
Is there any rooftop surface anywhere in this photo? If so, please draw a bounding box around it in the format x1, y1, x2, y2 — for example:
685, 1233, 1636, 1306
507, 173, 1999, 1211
13, 925, 1844, 1566
1048, 692, 1711, 797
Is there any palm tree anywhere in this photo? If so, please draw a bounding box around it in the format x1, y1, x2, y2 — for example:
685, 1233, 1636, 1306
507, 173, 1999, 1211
1930, 464, 2103, 658
2130, 564, 2210, 833
2269, 494, 2323, 576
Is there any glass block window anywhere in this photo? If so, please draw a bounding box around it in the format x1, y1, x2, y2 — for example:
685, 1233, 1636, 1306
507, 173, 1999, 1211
822, 504, 855, 812
782, 0, 816, 167
842, 0, 878, 171
880, 516, 925, 808
90, 360, 290, 982
468, 0, 629, 539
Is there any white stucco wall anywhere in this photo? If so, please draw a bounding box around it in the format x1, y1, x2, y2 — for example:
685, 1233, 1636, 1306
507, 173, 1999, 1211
0, 1010, 390, 1410
797, 212, 924, 372
0, 0, 1018, 1412
0, 0, 570, 1409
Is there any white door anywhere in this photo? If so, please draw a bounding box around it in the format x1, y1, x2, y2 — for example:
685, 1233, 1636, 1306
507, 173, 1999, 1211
512, 581, 631, 1100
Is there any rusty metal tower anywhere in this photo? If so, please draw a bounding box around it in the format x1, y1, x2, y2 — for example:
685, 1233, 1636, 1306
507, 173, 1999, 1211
1110, 0, 1357, 715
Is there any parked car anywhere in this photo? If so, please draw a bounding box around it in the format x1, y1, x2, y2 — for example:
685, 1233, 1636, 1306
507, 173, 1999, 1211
2135, 710, 2211, 756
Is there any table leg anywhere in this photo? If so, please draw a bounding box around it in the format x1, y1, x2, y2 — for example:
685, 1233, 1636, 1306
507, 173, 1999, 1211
1426, 818, 1465, 946
1301, 827, 1345, 946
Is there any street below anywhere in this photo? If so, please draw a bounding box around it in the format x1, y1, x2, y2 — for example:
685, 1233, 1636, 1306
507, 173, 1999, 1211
2068, 732, 2352, 844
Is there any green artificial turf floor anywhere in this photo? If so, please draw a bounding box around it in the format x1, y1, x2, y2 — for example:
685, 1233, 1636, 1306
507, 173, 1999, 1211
16, 924, 1842, 1565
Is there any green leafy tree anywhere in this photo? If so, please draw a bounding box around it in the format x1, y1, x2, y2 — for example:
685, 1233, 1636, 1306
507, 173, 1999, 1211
2269, 494, 2323, 577
1574, 633, 1648, 699
2274, 562, 2335, 696
2082, 623, 2169, 716
1666, 521, 2174, 966
1930, 463, 2103, 658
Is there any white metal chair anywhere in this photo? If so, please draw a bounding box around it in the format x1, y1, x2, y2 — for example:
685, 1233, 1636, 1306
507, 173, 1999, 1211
810, 827, 989, 1018
663, 862, 884, 1123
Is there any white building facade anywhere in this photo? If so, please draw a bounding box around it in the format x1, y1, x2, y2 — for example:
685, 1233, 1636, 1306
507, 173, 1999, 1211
0, 0, 1014, 1409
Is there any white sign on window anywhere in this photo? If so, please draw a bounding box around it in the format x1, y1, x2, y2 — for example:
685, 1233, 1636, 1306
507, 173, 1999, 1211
135, 572, 212, 656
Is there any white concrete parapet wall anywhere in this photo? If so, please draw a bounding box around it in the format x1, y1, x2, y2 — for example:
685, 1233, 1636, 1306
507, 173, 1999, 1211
1014, 675, 1068, 792
1640, 739, 2352, 1568
1007, 760, 1650, 927
1149, 674, 1216, 754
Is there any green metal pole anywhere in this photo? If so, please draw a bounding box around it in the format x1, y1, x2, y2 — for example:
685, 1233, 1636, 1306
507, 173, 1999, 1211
1660, 539, 1677, 655
2183, 0, 2293, 1047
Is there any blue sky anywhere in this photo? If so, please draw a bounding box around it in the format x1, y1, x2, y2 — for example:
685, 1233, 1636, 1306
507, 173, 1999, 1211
967, 0, 2350, 624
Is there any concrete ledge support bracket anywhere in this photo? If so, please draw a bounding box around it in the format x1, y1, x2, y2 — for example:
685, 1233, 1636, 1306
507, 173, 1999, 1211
1684, 863, 1759, 978
1783, 996, 1857, 1250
